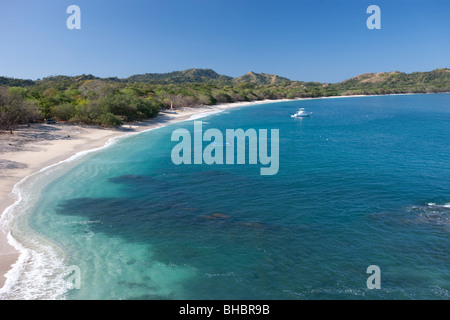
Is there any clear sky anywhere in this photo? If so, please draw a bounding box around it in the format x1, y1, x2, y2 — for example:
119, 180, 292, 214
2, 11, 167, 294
0, 0, 449, 83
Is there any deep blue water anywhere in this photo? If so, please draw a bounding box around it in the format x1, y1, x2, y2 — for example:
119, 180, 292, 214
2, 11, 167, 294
14, 94, 450, 299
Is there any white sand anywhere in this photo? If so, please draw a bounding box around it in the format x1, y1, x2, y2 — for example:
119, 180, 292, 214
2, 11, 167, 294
0, 99, 299, 291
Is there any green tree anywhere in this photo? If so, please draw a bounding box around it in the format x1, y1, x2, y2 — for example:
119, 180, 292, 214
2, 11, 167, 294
97, 112, 123, 127
0, 88, 41, 133
97, 94, 160, 122
54, 103, 76, 121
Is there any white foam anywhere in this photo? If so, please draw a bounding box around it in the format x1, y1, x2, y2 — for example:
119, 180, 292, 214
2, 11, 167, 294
0, 108, 225, 299
0, 124, 172, 299
188, 110, 225, 121
427, 202, 450, 208
0, 98, 318, 299
0, 233, 68, 300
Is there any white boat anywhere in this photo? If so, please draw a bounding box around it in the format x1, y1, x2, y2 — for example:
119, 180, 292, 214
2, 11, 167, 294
291, 108, 312, 118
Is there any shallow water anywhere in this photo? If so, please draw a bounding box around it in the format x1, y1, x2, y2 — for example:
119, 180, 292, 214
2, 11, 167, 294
3, 93, 450, 299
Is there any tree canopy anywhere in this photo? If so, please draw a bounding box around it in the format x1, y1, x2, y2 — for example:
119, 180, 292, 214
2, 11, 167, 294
1, 68, 448, 131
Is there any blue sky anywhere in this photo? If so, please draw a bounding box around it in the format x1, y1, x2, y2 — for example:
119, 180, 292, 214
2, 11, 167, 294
0, 0, 449, 82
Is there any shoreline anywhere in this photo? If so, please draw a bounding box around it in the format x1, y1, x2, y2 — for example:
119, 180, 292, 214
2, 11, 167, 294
0, 97, 297, 292
0, 91, 448, 295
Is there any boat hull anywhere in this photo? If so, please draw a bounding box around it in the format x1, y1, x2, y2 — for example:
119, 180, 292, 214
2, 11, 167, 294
291, 114, 311, 118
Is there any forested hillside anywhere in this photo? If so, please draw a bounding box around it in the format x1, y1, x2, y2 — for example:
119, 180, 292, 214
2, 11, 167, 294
1, 68, 448, 131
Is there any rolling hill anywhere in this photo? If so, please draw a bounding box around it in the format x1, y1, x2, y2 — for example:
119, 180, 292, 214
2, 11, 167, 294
332, 68, 450, 94
125, 68, 233, 84
233, 71, 292, 85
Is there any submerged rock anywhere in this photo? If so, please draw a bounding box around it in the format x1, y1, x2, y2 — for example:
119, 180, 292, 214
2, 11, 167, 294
199, 213, 231, 220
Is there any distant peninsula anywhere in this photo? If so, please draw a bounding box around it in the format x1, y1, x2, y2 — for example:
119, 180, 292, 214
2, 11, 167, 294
1, 68, 449, 130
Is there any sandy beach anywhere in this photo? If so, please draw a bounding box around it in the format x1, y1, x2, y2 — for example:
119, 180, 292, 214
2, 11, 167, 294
0, 94, 417, 292
0, 99, 293, 291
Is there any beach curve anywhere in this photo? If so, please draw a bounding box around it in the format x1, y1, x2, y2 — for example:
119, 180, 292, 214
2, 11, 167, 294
0, 98, 298, 297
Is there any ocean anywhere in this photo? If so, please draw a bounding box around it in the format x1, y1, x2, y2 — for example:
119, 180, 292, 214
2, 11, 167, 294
1, 93, 449, 299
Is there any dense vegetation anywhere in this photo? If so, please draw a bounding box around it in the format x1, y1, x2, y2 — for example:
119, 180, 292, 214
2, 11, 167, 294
334, 68, 450, 95
1, 68, 449, 132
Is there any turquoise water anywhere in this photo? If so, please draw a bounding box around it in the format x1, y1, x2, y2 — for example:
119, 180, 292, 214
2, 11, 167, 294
9, 94, 450, 299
